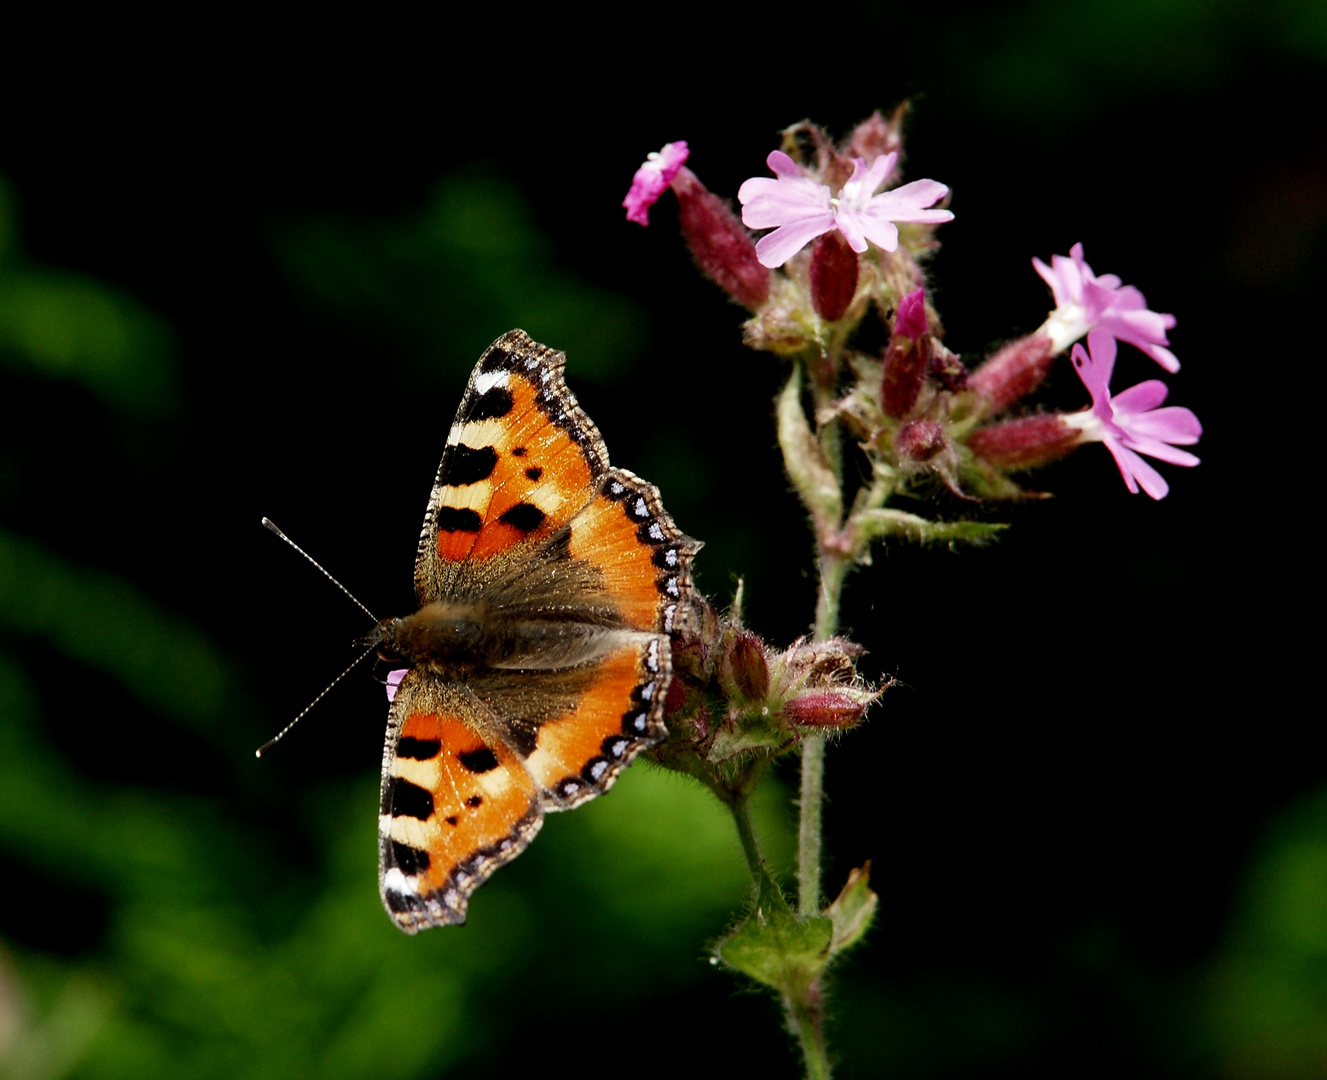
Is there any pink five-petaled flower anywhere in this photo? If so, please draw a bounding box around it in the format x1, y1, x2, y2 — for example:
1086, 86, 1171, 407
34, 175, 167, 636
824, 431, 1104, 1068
1065, 328, 1201, 499
623, 141, 690, 226
1035, 243, 1179, 372
737, 150, 952, 269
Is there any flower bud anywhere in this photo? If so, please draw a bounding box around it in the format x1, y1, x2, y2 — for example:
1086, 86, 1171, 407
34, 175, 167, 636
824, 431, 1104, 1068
782, 689, 870, 729
966, 413, 1083, 469
809, 230, 859, 321
847, 104, 907, 167
671, 167, 771, 310
969, 333, 1056, 414
893, 286, 928, 342
896, 419, 947, 462
881, 330, 931, 419
725, 629, 771, 702
928, 340, 969, 392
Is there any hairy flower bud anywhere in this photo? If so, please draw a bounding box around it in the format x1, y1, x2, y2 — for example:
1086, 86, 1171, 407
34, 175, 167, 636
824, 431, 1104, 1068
896, 419, 948, 462
782, 689, 870, 729
969, 333, 1056, 414
671, 167, 771, 310
809, 231, 859, 321
847, 104, 907, 167
967, 413, 1082, 469
725, 629, 771, 702
881, 330, 931, 419
893, 286, 928, 342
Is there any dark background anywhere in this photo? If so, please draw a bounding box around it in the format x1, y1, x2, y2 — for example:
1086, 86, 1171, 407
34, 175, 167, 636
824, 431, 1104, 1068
1, 2, 1323, 1076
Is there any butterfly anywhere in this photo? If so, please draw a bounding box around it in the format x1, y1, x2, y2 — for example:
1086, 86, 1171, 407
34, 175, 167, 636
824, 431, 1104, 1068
365, 330, 700, 932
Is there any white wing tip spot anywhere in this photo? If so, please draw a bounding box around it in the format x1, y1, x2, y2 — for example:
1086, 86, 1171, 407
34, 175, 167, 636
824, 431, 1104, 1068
473, 370, 509, 395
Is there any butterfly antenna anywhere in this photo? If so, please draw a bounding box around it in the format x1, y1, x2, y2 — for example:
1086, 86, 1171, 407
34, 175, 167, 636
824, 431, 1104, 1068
255, 644, 376, 758
261, 517, 377, 622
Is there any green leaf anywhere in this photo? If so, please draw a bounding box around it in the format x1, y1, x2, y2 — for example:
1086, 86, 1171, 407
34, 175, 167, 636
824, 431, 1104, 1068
717, 872, 833, 997
826, 863, 878, 956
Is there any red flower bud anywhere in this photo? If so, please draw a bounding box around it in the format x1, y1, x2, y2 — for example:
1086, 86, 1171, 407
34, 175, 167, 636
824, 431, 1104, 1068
847, 104, 907, 166
881, 334, 931, 419
966, 413, 1082, 468
727, 629, 771, 702
783, 689, 868, 729
896, 419, 947, 462
969, 334, 1056, 414
894, 287, 928, 342
809, 231, 859, 321
671, 167, 771, 310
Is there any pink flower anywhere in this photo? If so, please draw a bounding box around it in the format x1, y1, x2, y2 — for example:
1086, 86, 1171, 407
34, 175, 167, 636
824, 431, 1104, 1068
737, 151, 952, 268
1035, 243, 1179, 372
623, 141, 690, 226
385, 668, 408, 702
1065, 329, 1201, 499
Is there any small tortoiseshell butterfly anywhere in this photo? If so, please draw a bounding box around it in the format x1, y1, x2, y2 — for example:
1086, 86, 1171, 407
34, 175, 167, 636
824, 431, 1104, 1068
365, 330, 700, 932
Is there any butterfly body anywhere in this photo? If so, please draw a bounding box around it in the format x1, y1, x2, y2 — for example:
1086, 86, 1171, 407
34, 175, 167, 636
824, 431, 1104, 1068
373, 330, 699, 933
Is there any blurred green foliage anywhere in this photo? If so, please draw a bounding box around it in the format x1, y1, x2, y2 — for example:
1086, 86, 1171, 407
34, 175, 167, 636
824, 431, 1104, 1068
271, 170, 648, 384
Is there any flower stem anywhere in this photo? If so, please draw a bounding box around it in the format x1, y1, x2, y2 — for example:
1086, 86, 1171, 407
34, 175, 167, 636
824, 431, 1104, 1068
727, 791, 765, 880
787, 991, 833, 1080
797, 734, 825, 916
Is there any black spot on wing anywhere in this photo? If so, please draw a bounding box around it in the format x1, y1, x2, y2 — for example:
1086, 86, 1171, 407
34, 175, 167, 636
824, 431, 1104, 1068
435, 507, 482, 533
466, 795, 483, 807
468, 386, 514, 421
524, 466, 543, 481
396, 737, 441, 761
457, 747, 500, 774
440, 444, 498, 486
389, 777, 435, 820
391, 840, 431, 875
499, 503, 546, 532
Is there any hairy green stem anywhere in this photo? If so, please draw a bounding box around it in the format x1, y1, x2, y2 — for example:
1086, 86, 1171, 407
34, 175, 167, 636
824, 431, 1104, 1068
787, 993, 833, 1080
727, 791, 765, 879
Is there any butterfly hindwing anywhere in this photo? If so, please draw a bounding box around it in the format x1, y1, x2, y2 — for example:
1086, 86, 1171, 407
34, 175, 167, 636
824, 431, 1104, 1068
379, 672, 542, 931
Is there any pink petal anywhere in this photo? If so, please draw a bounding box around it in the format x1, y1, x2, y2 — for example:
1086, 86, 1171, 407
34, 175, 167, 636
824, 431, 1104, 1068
852, 212, 900, 253
1071, 342, 1111, 410
875, 178, 951, 215
1122, 435, 1201, 468
766, 150, 803, 178
1106, 439, 1170, 499
833, 213, 872, 253
1033, 256, 1073, 308
739, 176, 830, 229
1124, 405, 1202, 444
841, 153, 897, 202
386, 668, 408, 703
623, 141, 690, 226
754, 216, 837, 268
1111, 379, 1170, 414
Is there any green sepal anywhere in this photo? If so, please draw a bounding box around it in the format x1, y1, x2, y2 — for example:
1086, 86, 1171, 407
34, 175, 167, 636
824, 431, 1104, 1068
716, 870, 833, 998
776, 363, 842, 535
707, 710, 790, 763
959, 455, 1045, 501
853, 509, 1008, 547
825, 863, 878, 955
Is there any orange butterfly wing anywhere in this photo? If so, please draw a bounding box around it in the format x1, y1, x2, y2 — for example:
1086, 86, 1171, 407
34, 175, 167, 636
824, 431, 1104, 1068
378, 330, 699, 931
